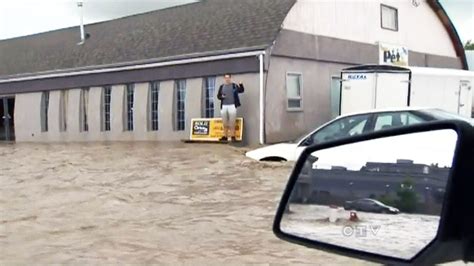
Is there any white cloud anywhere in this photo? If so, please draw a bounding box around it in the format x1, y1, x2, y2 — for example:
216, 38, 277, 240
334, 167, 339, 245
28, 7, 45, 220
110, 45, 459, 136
0, 0, 197, 40
0, 1, 76, 40
464, 16, 474, 43
440, 0, 474, 44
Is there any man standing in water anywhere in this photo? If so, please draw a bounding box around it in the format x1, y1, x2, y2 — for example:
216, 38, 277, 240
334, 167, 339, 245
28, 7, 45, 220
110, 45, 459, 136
217, 73, 244, 142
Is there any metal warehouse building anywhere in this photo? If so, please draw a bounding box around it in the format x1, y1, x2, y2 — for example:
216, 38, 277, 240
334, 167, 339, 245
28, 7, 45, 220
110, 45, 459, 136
0, 0, 468, 144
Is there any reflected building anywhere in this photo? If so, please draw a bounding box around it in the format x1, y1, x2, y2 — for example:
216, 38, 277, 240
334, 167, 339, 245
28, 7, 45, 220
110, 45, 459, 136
292, 159, 450, 215
362, 159, 449, 175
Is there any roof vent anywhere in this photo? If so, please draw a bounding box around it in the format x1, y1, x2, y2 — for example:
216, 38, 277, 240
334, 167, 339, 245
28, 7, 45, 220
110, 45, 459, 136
77, 1, 88, 45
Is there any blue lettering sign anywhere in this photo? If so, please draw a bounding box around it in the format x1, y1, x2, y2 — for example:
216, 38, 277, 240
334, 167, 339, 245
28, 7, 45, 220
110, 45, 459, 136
348, 74, 367, 80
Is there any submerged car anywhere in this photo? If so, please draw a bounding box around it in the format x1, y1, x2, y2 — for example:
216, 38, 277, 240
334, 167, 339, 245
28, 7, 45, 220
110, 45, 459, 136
246, 107, 474, 161
344, 198, 399, 214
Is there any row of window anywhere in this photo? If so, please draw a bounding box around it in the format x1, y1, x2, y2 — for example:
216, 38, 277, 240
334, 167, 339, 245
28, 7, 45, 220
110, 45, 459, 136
40, 77, 217, 133
39, 73, 304, 131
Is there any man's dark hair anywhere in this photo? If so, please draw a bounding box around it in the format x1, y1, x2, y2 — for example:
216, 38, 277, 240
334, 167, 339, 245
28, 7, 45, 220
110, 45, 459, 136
224, 73, 232, 77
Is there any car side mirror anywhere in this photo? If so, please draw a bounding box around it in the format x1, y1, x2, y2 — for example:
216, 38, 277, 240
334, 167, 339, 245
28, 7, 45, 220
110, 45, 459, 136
273, 120, 474, 265
301, 137, 314, 146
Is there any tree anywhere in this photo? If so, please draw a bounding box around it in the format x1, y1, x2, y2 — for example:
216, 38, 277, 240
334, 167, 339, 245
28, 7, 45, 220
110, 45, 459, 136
378, 194, 396, 207
465, 40, 474, 50
395, 178, 419, 213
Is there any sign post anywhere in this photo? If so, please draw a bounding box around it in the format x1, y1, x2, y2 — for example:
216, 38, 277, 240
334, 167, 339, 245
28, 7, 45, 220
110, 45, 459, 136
190, 118, 243, 142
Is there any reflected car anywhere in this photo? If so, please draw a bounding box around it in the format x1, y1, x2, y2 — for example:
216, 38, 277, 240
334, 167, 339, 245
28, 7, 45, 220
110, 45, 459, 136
246, 108, 474, 162
343, 198, 399, 214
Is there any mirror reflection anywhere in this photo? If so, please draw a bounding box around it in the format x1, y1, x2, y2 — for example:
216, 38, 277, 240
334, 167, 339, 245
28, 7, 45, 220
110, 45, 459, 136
281, 129, 457, 260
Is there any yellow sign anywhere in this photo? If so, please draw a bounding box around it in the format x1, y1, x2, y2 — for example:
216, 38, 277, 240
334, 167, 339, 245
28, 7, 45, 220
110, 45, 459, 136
190, 118, 243, 141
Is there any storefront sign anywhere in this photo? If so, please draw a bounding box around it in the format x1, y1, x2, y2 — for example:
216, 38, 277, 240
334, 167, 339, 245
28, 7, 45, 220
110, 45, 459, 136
190, 118, 243, 141
379, 43, 409, 66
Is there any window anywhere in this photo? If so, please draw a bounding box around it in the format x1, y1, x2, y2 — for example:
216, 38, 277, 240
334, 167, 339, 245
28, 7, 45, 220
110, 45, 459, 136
286, 73, 302, 110
423, 166, 430, 174
125, 84, 134, 131
59, 90, 68, 132
381, 4, 398, 31
374, 112, 423, 131
203, 77, 216, 118
175, 80, 186, 131
80, 88, 89, 132
306, 114, 370, 145
401, 112, 424, 125
102, 86, 112, 132
40, 91, 49, 132
149, 81, 160, 131
368, 201, 378, 206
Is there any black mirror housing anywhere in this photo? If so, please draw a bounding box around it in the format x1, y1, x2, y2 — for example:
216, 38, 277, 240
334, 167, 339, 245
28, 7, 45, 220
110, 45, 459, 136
273, 120, 474, 265
300, 137, 313, 146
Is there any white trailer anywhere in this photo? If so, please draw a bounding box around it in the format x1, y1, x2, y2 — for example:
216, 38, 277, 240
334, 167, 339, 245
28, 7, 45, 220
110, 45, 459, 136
339, 65, 474, 118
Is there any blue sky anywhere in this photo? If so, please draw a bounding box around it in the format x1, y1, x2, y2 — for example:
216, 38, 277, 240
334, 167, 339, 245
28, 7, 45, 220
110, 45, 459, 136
0, 0, 472, 45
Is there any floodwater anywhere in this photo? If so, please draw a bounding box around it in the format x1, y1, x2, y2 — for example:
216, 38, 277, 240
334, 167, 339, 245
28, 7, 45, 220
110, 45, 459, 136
0, 142, 371, 265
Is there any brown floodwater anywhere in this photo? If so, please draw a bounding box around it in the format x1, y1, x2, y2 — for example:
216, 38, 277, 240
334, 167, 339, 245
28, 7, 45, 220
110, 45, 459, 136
0, 142, 372, 264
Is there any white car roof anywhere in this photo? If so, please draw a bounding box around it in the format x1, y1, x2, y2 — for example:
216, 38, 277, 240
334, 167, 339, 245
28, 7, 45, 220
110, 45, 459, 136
295, 107, 472, 146
294, 107, 432, 145
337, 107, 430, 120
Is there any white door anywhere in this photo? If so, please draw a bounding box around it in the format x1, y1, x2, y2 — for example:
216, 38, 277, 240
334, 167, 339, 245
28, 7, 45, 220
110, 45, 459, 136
375, 73, 410, 109
458, 80, 472, 117
409, 74, 447, 110
340, 72, 376, 115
